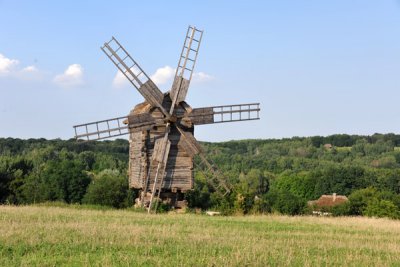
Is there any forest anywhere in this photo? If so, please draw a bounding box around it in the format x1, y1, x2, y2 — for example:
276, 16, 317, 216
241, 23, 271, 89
0, 133, 400, 218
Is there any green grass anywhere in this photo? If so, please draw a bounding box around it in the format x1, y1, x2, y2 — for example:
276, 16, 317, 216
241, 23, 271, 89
1, 206, 400, 266
335, 146, 352, 152
395, 147, 400, 151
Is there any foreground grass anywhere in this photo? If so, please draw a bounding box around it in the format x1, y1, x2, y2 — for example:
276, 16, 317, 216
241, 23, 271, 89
1, 206, 400, 266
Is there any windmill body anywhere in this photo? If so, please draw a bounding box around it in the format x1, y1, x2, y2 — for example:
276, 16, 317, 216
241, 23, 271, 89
73, 26, 260, 212
128, 99, 195, 208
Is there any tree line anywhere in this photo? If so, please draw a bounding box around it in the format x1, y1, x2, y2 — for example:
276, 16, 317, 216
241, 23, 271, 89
0, 133, 400, 218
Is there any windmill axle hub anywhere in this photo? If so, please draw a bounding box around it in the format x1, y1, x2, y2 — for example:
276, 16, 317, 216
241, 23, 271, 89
166, 115, 178, 123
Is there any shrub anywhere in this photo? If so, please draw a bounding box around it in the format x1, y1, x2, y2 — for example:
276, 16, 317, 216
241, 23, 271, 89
348, 187, 378, 215
265, 189, 306, 215
331, 202, 351, 216
364, 199, 400, 219
348, 187, 400, 217
83, 169, 129, 208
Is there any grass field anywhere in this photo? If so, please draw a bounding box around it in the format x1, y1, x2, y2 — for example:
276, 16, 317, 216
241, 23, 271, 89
1, 206, 400, 266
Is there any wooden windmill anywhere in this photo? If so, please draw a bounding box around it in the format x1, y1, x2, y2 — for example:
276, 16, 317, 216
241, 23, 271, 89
73, 26, 260, 212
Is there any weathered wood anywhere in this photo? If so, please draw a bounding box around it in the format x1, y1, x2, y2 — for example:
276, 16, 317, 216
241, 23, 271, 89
128, 104, 194, 192
128, 131, 146, 188
101, 38, 168, 117
128, 113, 154, 125
152, 137, 171, 164
139, 80, 164, 109
177, 128, 202, 157
170, 76, 190, 104
188, 103, 260, 125
189, 107, 214, 125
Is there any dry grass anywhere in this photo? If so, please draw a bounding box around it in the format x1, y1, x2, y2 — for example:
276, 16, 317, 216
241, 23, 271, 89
1, 205, 400, 266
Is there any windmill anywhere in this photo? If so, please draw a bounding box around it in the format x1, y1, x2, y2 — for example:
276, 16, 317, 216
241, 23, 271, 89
73, 26, 260, 212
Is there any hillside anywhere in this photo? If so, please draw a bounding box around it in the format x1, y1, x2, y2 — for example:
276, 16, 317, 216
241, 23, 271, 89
1, 205, 399, 266
0, 134, 400, 217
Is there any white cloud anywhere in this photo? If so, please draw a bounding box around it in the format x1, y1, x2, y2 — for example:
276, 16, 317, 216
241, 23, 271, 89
192, 71, 214, 83
22, 65, 38, 72
0, 54, 42, 80
112, 70, 128, 88
53, 64, 84, 88
111, 65, 213, 90
18, 65, 47, 81
112, 65, 175, 89
150, 65, 175, 85
0, 53, 19, 74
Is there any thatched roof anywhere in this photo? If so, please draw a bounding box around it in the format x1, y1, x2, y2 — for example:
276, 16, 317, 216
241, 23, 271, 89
308, 193, 348, 208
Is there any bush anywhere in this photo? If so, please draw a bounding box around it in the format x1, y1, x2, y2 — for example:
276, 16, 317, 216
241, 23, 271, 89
364, 199, 400, 219
83, 169, 129, 208
348, 187, 400, 217
185, 177, 211, 210
265, 189, 306, 215
33, 157, 91, 204
348, 187, 378, 215
331, 202, 351, 216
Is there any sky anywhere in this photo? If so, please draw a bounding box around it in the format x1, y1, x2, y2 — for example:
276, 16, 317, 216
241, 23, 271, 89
0, 1, 399, 142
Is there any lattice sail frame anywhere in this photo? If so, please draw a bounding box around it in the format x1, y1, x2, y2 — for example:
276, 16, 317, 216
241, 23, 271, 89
73, 116, 128, 141
101, 37, 169, 116
73, 103, 260, 141
170, 26, 203, 105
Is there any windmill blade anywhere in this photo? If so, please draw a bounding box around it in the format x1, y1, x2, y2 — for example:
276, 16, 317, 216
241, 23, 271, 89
188, 103, 260, 126
152, 135, 172, 164
73, 113, 160, 141
176, 126, 231, 196
170, 26, 203, 107
73, 116, 129, 141
101, 37, 169, 117
146, 126, 172, 213
176, 126, 203, 157
195, 157, 232, 197
127, 113, 162, 132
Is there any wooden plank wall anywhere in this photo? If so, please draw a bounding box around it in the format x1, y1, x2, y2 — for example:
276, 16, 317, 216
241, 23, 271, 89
128, 131, 146, 188
128, 102, 194, 192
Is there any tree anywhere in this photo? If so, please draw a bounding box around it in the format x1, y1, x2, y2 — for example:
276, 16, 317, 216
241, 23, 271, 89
311, 165, 367, 197
1, 134, 400, 215
0, 159, 11, 203
273, 171, 316, 200
34, 157, 90, 203
0, 156, 33, 204
348, 187, 379, 215
364, 199, 400, 219
264, 188, 306, 215
83, 169, 128, 208
348, 187, 400, 217
78, 151, 96, 170
186, 173, 212, 210
234, 169, 270, 213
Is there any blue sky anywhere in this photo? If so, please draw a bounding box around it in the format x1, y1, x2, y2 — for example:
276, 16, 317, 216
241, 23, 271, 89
0, 1, 399, 142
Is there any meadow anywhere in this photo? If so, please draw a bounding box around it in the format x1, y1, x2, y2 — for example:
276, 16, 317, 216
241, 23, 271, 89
1, 205, 400, 266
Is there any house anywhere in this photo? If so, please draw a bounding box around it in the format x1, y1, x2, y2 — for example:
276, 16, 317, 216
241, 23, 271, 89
323, 143, 333, 150
308, 193, 348, 215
